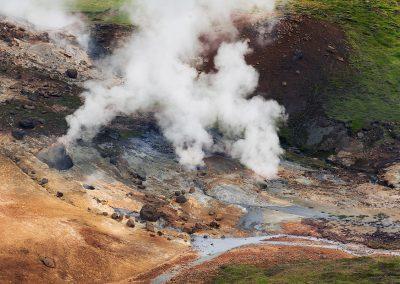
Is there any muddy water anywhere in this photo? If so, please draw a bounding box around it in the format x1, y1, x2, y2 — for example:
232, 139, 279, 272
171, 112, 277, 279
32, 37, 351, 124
152, 234, 400, 284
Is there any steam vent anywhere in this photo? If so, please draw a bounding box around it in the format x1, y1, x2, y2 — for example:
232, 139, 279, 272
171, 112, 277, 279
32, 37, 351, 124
37, 144, 74, 171
0, 0, 399, 283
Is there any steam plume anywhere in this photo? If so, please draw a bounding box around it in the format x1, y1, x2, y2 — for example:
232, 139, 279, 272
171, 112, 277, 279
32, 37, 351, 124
64, 0, 285, 178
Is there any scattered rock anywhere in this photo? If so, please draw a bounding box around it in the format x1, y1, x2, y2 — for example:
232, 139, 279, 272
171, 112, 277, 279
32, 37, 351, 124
209, 221, 220, 229
175, 195, 187, 204
18, 118, 36, 129
65, 68, 78, 79
23, 104, 35, 110
126, 218, 135, 228
11, 129, 26, 140
56, 192, 63, 198
39, 178, 48, 186
174, 191, 182, 196
111, 212, 123, 221
140, 204, 162, 222
40, 257, 55, 268
37, 144, 73, 171
189, 187, 195, 194
292, 49, 304, 61
145, 222, 156, 232
83, 184, 95, 190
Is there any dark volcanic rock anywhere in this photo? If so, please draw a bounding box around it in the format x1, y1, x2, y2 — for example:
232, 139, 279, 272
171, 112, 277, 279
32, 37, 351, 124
18, 118, 36, 129
65, 68, 78, 79
111, 212, 123, 221
37, 144, 73, 171
175, 195, 188, 204
83, 184, 95, 190
40, 257, 55, 268
11, 129, 26, 140
126, 218, 135, 228
140, 204, 162, 222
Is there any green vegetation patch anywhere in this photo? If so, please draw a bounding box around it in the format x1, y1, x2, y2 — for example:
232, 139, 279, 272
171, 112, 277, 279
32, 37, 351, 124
289, 0, 400, 130
71, 0, 131, 25
214, 257, 400, 283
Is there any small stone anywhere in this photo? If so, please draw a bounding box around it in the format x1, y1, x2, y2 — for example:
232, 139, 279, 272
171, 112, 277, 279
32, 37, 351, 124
111, 212, 123, 221
39, 178, 49, 185
175, 195, 187, 204
282, 81, 287, 87
11, 129, 26, 140
102, 212, 108, 216
327, 45, 336, 53
18, 118, 36, 129
126, 218, 136, 228
56, 192, 63, 198
137, 185, 146, 190
83, 184, 95, 190
208, 211, 215, 216
23, 104, 35, 110
65, 69, 78, 79
145, 222, 156, 232
40, 257, 55, 268
157, 231, 163, 236
189, 187, 195, 194
209, 221, 220, 229
140, 204, 162, 222
174, 191, 181, 196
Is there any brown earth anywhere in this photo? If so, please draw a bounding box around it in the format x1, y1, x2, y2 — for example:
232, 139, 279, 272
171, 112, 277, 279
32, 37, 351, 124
0, 154, 194, 283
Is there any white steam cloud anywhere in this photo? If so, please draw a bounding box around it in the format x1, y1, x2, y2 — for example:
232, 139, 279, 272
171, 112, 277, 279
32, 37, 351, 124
63, 0, 285, 178
0, 0, 87, 47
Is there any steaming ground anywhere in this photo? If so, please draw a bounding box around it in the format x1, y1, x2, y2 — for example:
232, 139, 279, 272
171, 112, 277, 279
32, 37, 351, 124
63, 0, 285, 178
0, 0, 88, 48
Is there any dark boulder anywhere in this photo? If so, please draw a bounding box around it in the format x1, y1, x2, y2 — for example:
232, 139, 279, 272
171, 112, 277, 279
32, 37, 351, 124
83, 184, 95, 190
37, 144, 73, 171
11, 129, 26, 140
176, 195, 188, 204
111, 212, 123, 221
65, 69, 78, 79
140, 204, 162, 222
126, 218, 135, 228
18, 118, 36, 129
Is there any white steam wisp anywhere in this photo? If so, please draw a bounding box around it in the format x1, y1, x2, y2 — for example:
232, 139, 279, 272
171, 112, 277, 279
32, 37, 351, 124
64, 0, 285, 178
0, 0, 88, 47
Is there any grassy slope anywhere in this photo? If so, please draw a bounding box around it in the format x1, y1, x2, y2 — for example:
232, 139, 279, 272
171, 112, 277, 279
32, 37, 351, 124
72, 0, 130, 25
214, 257, 400, 283
289, 0, 400, 130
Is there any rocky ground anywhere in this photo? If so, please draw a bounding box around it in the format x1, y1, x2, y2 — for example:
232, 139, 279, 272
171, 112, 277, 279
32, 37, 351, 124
0, 12, 399, 284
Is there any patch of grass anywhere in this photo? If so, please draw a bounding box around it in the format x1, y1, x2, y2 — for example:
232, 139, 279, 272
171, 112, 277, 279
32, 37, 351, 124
71, 0, 131, 25
288, 0, 400, 130
214, 257, 400, 283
